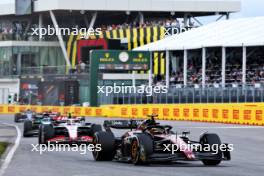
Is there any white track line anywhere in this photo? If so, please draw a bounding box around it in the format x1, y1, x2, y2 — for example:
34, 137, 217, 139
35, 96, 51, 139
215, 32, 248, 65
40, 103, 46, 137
0, 123, 21, 176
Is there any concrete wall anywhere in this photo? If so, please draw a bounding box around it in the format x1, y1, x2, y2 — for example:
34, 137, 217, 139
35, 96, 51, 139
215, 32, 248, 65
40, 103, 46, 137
0, 88, 9, 104
0, 78, 20, 97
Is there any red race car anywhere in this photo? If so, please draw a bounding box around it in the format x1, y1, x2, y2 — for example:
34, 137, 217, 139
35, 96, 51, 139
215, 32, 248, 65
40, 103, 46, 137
92, 115, 231, 165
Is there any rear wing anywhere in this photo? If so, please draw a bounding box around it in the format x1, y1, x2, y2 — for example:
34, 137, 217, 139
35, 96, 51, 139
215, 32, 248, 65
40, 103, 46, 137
103, 120, 143, 130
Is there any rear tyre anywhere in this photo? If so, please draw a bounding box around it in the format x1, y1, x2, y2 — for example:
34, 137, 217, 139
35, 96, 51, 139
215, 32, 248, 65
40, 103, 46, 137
23, 120, 33, 137
14, 113, 21, 123
131, 134, 153, 165
38, 125, 43, 144
92, 131, 115, 161
200, 133, 222, 166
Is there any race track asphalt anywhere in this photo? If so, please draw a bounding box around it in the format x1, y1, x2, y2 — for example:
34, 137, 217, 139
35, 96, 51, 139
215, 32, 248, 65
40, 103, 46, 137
0, 114, 264, 176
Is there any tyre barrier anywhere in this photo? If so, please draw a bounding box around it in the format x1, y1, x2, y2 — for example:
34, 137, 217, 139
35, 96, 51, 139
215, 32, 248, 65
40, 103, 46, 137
0, 103, 264, 126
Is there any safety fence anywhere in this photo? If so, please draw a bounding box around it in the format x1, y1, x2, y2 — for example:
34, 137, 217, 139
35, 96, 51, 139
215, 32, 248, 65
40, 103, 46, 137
0, 103, 264, 126
0, 65, 90, 77
99, 85, 264, 105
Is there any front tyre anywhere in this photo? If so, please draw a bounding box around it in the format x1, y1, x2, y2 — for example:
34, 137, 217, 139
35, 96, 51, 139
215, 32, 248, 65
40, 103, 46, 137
92, 131, 115, 161
39, 125, 54, 144
200, 133, 222, 166
131, 134, 153, 165
38, 125, 43, 144
23, 120, 33, 137
14, 113, 21, 123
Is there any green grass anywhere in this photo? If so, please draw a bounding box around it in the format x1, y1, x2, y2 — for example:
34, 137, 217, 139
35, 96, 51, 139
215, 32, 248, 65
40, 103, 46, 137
0, 142, 8, 157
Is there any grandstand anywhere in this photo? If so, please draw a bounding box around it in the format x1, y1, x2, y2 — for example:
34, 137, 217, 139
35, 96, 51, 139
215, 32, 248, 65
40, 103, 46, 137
0, 0, 240, 105
135, 17, 264, 87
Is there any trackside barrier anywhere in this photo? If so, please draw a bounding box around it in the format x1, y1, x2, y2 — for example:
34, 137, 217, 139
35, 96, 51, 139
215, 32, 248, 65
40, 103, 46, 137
100, 103, 264, 126
0, 105, 104, 117
0, 103, 264, 126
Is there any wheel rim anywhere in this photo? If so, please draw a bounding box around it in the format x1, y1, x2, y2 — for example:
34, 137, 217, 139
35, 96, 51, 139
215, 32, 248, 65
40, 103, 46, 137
131, 140, 139, 162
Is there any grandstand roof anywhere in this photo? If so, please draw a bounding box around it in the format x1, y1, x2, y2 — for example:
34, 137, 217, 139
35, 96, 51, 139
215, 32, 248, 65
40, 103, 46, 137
0, 0, 240, 16
134, 17, 264, 51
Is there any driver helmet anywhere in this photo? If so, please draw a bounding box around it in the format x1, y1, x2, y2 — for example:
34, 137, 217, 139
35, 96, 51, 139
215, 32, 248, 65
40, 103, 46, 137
149, 127, 165, 135
139, 118, 157, 130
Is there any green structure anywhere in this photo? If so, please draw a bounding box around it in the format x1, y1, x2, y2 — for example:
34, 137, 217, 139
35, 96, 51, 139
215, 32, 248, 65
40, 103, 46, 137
89, 50, 151, 107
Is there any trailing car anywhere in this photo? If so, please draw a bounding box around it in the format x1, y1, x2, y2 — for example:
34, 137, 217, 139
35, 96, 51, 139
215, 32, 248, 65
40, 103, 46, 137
23, 111, 60, 137
38, 118, 102, 145
23, 114, 48, 137
14, 110, 36, 123
92, 115, 231, 165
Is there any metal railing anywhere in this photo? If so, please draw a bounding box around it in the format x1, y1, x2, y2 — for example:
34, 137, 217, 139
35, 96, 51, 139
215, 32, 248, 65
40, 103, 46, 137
0, 65, 89, 77
0, 33, 58, 41
98, 84, 264, 105
21, 66, 67, 75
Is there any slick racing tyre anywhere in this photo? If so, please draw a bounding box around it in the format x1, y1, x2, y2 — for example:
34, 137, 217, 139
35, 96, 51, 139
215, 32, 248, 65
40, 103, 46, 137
39, 125, 54, 144
23, 120, 33, 137
38, 125, 43, 144
200, 133, 222, 166
131, 134, 153, 165
14, 113, 22, 123
92, 131, 115, 161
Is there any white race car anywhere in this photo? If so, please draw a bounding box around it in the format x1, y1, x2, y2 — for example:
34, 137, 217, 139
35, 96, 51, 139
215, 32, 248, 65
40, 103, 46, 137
38, 118, 102, 144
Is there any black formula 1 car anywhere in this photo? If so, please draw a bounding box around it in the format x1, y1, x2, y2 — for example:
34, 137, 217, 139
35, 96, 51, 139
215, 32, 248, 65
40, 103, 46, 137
92, 115, 231, 165
23, 111, 61, 137
14, 110, 36, 123
23, 113, 48, 137
38, 118, 102, 145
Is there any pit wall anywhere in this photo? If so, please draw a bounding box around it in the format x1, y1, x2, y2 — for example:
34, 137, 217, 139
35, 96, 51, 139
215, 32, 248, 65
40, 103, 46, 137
0, 103, 264, 126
